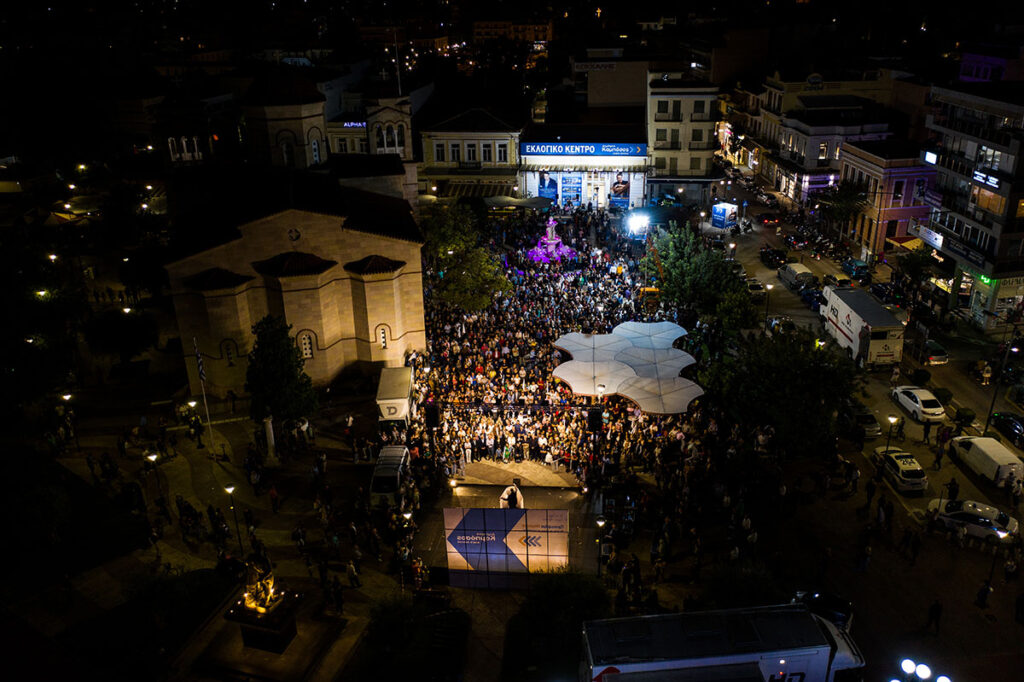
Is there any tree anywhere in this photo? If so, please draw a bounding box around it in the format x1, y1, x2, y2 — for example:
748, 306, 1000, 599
699, 329, 862, 459
897, 244, 935, 302
815, 181, 868, 238
643, 226, 745, 316
421, 204, 511, 312
245, 315, 318, 423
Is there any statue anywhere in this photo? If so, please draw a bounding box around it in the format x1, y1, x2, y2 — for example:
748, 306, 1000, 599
545, 217, 557, 241
244, 554, 281, 614
528, 217, 575, 264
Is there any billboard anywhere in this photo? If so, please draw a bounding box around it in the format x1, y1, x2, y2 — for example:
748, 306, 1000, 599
711, 202, 738, 229
444, 508, 569, 587
520, 142, 647, 157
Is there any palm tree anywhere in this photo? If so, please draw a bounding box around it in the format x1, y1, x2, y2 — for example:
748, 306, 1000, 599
815, 181, 868, 240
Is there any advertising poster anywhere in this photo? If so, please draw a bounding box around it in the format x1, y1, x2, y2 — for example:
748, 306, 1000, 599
711, 202, 738, 229
444, 508, 569, 587
536, 170, 558, 201
560, 173, 583, 205
609, 172, 631, 209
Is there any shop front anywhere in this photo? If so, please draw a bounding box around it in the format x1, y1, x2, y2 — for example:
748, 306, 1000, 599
519, 141, 648, 210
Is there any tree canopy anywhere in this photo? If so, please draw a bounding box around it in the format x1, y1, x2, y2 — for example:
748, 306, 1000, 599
815, 181, 868, 236
420, 204, 510, 312
244, 315, 318, 423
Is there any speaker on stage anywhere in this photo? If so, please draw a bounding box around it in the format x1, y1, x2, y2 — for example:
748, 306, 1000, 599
587, 408, 603, 431
424, 404, 440, 429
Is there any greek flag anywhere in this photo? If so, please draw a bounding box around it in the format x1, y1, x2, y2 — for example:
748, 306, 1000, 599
193, 337, 206, 382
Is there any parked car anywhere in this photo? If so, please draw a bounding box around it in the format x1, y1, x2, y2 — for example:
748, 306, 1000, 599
927, 498, 1019, 544
804, 289, 826, 312
872, 446, 929, 494
758, 212, 781, 226
907, 338, 949, 366
838, 398, 882, 439
784, 234, 809, 250
990, 412, 1024, 448
891, 385, 947, 422
760, 246, 787, 269
746, 277, 767, 301
766, 315, 797, 336
841, 258, 870, 278
730, 261, 747, 279
870, 282, 906, 307
823, 274, 852, 288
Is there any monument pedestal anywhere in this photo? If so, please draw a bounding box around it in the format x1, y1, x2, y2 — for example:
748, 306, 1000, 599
224, 590, 300, 654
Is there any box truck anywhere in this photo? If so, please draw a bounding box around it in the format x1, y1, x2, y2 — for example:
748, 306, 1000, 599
376, 366, 415, 431
949, 436, 1024, 487
581, 604, 864, 682
820, 286, 903, 369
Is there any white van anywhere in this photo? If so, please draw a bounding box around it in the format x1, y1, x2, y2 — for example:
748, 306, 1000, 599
370, 446, 409, 507
778, 262, 815, 290
949, 436, 1024, 487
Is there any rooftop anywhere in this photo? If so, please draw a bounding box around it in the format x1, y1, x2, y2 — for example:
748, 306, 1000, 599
251, 251, 338, 277
933, 81, 1024, 108
843, 139, 923, 161
343, 254, 407, 275
423, 108, 520, 133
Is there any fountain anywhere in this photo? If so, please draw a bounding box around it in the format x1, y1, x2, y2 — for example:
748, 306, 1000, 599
527, 217, 575, 264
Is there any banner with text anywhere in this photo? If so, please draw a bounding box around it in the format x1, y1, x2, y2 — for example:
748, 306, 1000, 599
520, 142, 647, 157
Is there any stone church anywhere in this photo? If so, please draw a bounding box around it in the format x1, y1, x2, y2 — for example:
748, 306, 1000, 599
165, 185, 425, 398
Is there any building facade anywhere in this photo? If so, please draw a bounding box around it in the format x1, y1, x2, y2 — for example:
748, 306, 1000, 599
166, 201, 426, 398
420, 109, 522, 199
839, 140, 935, 262
917, 83, 1024, 330
646, 74, 721, 204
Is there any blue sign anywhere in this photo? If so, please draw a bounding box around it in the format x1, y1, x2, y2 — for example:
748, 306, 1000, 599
521, 142, 647, 157
742, 200, 748, 207
444, 508, 569, 576
711, 202, 738, 229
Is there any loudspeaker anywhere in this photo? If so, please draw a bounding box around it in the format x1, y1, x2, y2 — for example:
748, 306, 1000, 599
587, 408, 603, 431
424, 404, 440, 429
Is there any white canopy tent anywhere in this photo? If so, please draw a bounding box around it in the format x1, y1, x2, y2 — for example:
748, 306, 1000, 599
551, 322, 703, 414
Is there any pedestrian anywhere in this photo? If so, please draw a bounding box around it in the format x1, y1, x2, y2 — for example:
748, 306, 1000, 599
921, 420, 933, 445
346, 559, 362, 588
890, 365, 901, 388
981, 363, 993, 386
849, 467, 860, 495
934, 446, 944, 470
945, 477, 960, 502
924, 599, 942, 634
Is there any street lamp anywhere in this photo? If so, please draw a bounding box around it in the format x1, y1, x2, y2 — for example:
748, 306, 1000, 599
984, 344, 1018, 435
596, 516, 606, 576
61, 393, 72, 401
225, 485, 244, 555
122, 307, 132, 314
764, 284, 773, 329
885, 414, 898, 452
729, 242, 736, 259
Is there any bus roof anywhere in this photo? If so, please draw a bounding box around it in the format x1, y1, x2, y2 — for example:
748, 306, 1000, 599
583, 605, 828, 666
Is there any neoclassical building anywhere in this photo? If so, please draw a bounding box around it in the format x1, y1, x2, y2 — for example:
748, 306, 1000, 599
166, 188, 425, 398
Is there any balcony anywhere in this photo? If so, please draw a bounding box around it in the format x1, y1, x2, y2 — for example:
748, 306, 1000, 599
654, 112, 683, 122
927, 114, 1019, 149
690, 111, 720, 122
654, 140, 683, 150
458, 160, 482, 170
688, 140, 719, 151
935, 150, 973, 179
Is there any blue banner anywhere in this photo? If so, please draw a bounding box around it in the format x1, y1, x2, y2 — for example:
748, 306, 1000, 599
521, 142, 647, 157
711, 202, 738, 229
444, 508, 569, 576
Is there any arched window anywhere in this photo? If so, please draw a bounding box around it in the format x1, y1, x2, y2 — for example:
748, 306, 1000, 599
397, 124, 406, 147
385, 125, 395, 148
298, 333, 314, 359
379, 327, 388, 349
181, 136, 190, 155
311, 139, 320, 164
375, 124, 384, 149
281, 142, 293, 167
192, 136, 201, 159
168, 137, 178, 159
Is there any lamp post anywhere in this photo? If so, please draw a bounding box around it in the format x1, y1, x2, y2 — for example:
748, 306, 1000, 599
729, 242, 736, 259
700, 210, 706, 229
225, 485, 244, 555
885, 414, 898, 452
596, 516, 606, 576
984, 343, 1018, 435
764, 283, 773, 330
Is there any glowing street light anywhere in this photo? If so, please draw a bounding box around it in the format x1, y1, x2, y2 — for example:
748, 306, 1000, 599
147, 453, 158, 462
63, 203, 71, 210
68, 183, 76, 190
122, 307, 132, 314
224, 484, 244, 554
916, 664, 932, 680
188, 400, 197, 408
36, 290, 48, 298
901, 659, 917, 675
61, 393, 72, 401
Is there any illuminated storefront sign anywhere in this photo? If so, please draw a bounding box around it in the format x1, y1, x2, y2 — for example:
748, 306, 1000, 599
521, 142, 647, 157
342, 121, 366, 128
924, 151, 937, 165
972, 169, 1000, 189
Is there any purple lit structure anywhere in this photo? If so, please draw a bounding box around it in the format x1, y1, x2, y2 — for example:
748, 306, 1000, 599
527, 218, 575, 263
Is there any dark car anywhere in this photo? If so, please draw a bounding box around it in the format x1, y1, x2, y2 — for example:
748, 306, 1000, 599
869, 282, 906, 306
792, 590, 853, 631
838, 398, 883, 439
758, 213, 781, 225
991, 412, 1024, 448
784, 234, 809, 250
801, 288, 826, 312
760, 246, 787, 269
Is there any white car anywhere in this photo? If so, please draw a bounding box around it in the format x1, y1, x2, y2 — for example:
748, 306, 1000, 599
871, 446, 929, 493
891, 385, 946, 422
927, 498, 1019, 544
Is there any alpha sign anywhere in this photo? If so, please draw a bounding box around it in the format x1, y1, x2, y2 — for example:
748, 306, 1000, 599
520, 142, 647, 157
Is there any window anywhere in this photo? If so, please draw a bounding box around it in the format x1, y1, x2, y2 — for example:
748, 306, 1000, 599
1017, 199, 1024, 218
834, 144, 841, 160
375, 125, 384, 149
299, 333, 314, 359
497, 143, 508, 163
450, 144, 461, 162
655, 156, 667, 169
311, 139, 320, 164
892, 180, 904, 205
914, 178, 926, 201
690, 157, 702, 170
358, 139, 369, 153
657, 100, 669, 114
434, 142, 445, 162
380, 328, 388, 349
466, 143, 477, 161
691, 128, 703, 142
281, 142, 293, 167
482, 143, 493, 162
385, 125, 396, 147
971, 185, 1007, 215
693, 100, 706, 114
818, 142, 828, 160
336, 138, 348, 154
397, 124, 406, 147
656, 129, 667, 141
886, 219, 898, 237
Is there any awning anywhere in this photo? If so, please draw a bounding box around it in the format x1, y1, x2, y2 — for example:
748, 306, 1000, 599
886, 235, 923, 251
520, 163, 648, 173
440, 181, 514, 198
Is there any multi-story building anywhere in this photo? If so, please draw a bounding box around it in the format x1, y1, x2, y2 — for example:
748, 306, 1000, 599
767, 96, 891, 203
472, 21, 553, 44
420, 108, 522, 199
918, 82, 1024, 329
645, 73, 722, 204
839, 140, 935, 262
718, 79, 765, 172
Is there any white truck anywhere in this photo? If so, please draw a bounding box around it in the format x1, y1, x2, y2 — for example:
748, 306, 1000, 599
820, 286, 903, 369
375, 366, 415, 431
581, 604, 864, 682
